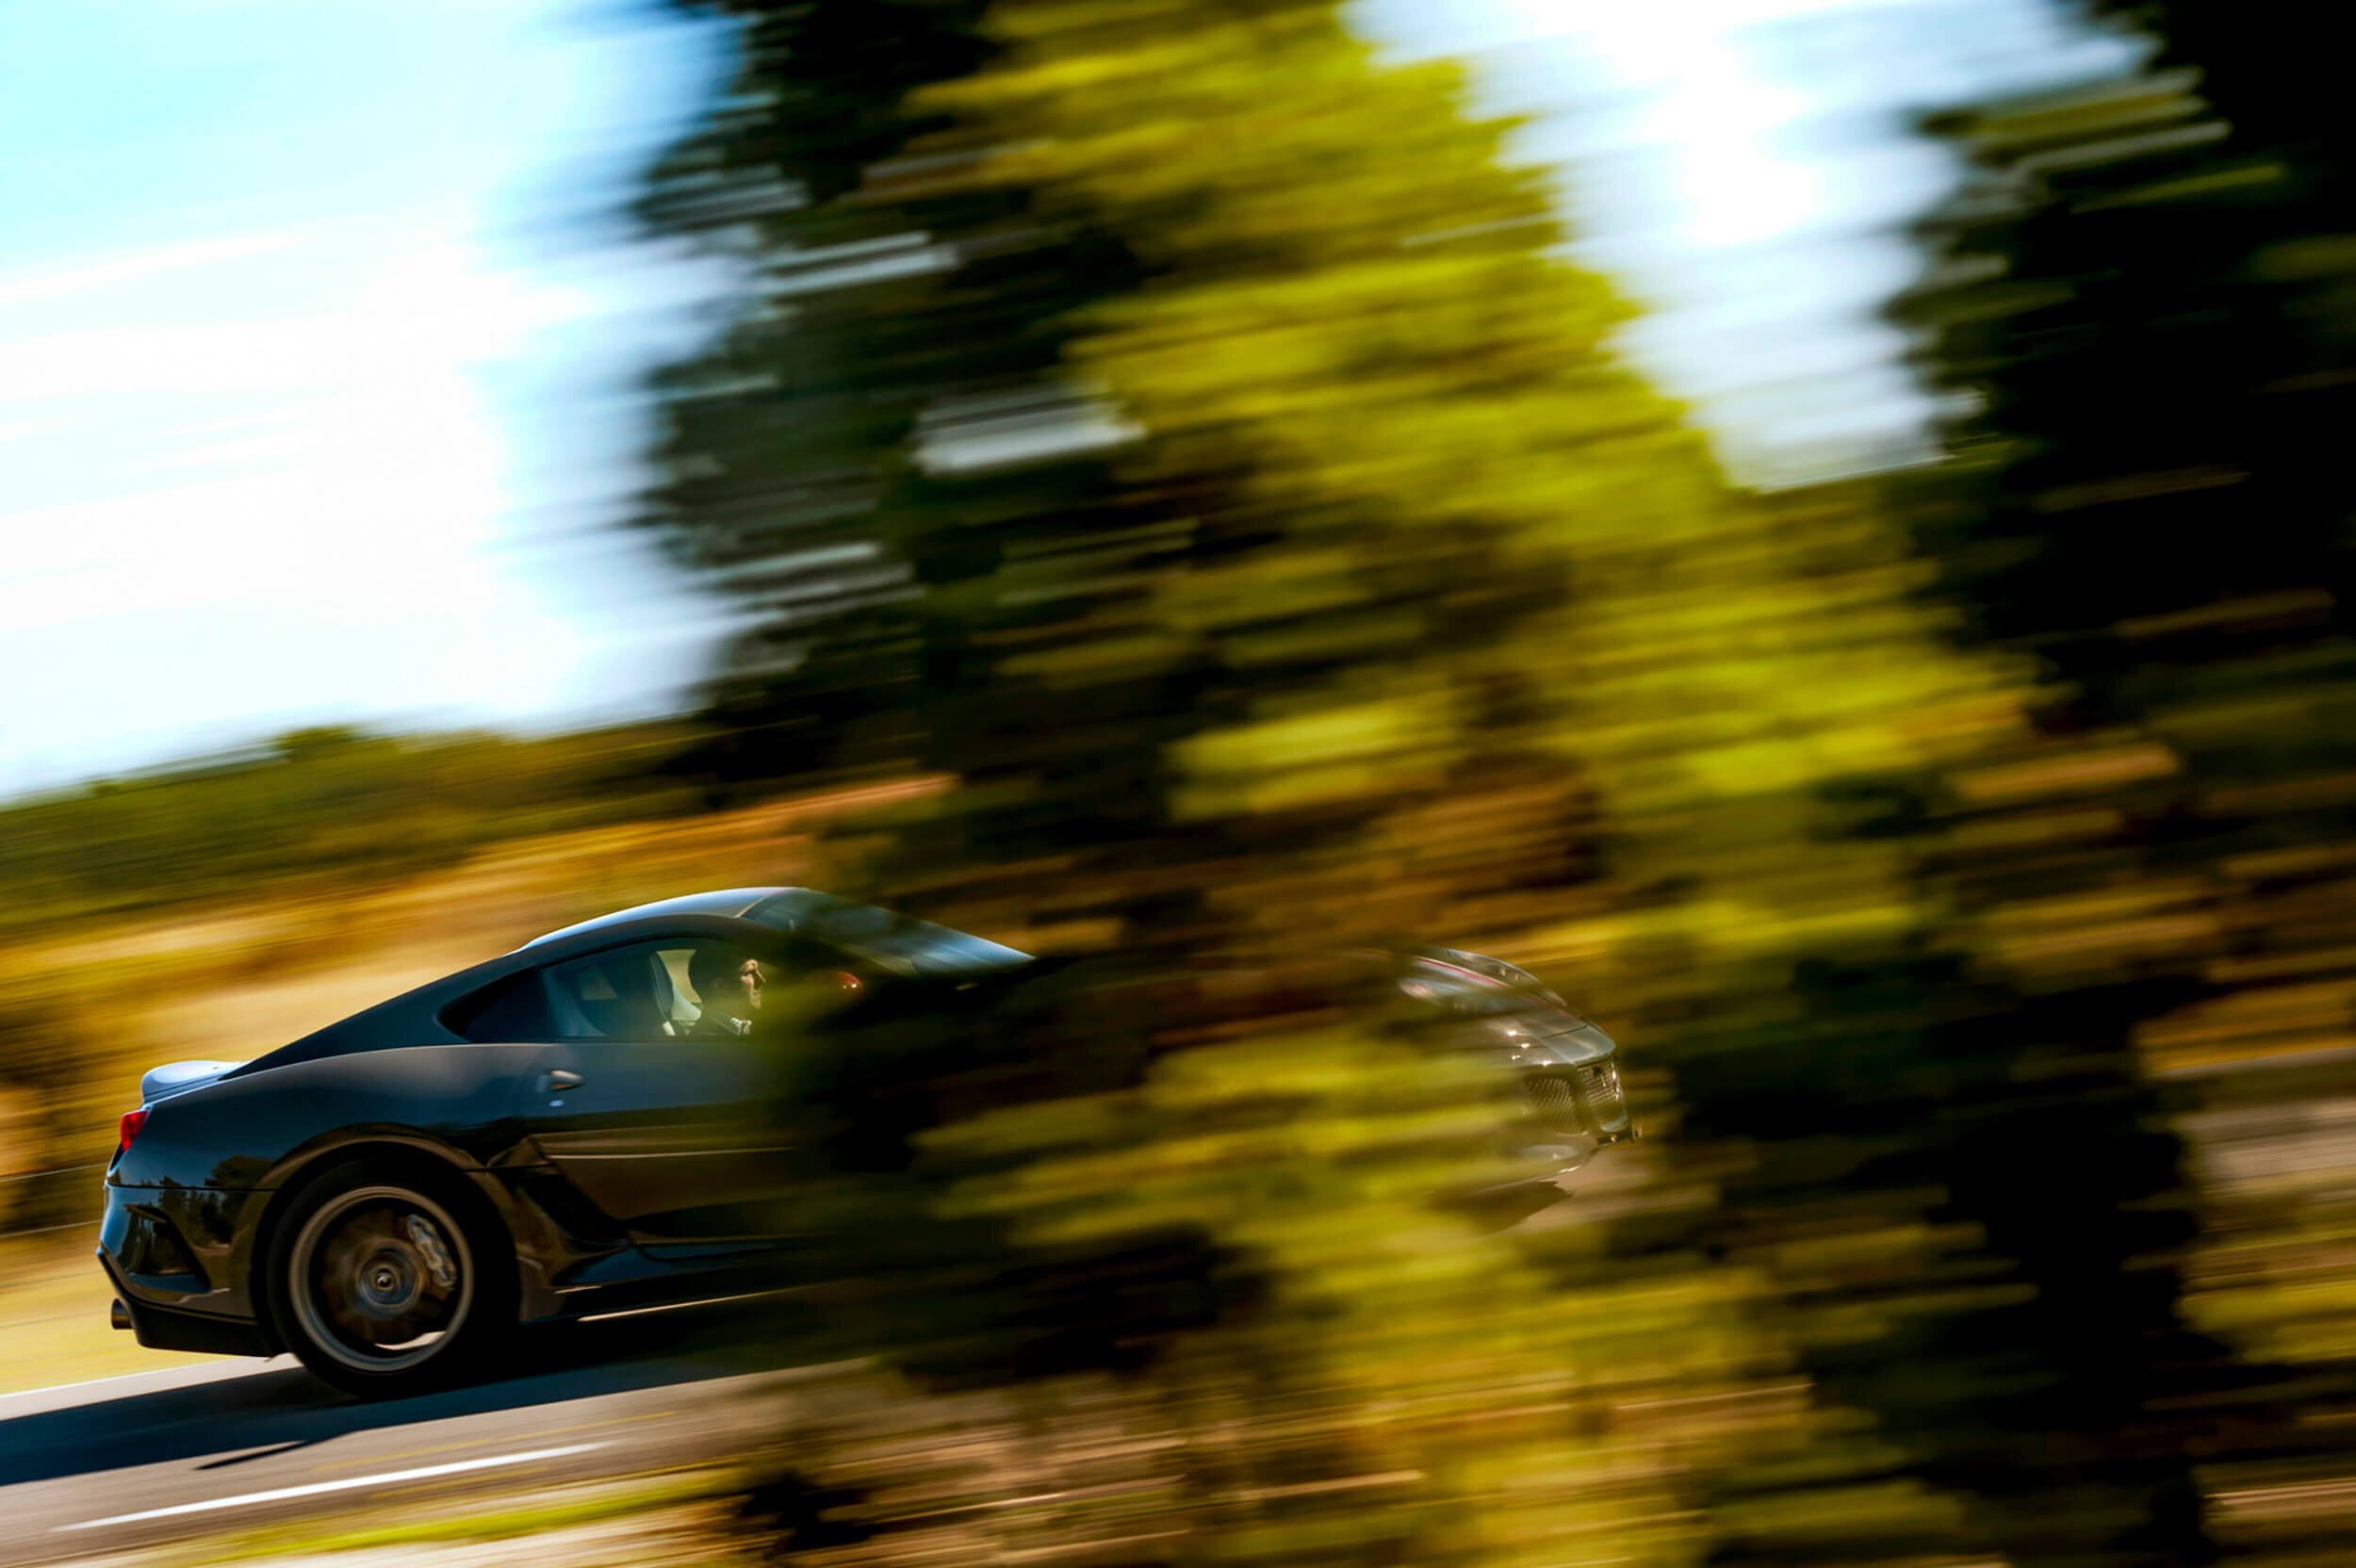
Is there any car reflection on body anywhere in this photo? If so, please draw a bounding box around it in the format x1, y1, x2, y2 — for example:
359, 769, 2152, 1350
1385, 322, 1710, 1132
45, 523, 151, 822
98, 888, 1631, 1396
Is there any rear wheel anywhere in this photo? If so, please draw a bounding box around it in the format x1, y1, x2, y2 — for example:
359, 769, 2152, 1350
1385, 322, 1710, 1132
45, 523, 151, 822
265, 1159, 513, 1398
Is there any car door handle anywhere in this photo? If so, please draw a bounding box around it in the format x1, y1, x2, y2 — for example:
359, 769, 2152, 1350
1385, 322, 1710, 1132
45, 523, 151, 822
538, 1070, 583, 1093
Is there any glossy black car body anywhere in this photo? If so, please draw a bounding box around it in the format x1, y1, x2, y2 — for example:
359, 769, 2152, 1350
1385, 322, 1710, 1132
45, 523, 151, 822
98, 888, 1629, 1394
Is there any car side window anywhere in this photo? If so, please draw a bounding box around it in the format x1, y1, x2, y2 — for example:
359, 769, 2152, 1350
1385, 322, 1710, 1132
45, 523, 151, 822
445, 937, 788, 1045
545, 939, 741, 1042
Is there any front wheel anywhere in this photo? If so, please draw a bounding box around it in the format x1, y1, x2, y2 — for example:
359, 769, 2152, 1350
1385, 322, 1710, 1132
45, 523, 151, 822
265, 1160, 513, 1398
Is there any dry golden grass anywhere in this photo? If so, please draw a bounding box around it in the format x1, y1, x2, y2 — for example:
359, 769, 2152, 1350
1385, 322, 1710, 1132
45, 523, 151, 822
0, 1236, 224, 1395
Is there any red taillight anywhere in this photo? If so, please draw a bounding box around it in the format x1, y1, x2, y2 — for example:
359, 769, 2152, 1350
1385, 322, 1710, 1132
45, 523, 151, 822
116, 1108, 149, 1159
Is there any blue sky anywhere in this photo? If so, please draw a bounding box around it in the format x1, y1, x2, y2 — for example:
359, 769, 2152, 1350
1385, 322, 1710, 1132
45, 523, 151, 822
0, 0, 2134, 794
0, 0, 731, 791
1367, 0, 2135, 479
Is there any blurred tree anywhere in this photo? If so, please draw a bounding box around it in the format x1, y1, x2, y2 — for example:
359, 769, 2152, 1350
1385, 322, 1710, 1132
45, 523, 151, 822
1867, 2, 2356, 1558
632, 0, 1159, 814
639, 6, 2072, 1568
637, 0, 1642, 947
269, 726, 368, 765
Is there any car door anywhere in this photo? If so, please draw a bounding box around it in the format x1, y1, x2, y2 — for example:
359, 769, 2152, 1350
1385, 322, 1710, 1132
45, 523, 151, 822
510, 937, 801, 1250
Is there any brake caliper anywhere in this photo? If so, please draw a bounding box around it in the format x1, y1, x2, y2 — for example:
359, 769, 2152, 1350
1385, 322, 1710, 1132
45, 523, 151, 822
404, 1215, 459, 1292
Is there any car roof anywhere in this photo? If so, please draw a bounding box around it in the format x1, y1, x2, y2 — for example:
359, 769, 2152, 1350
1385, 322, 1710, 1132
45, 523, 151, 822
515, 887, 796, 951
241, 887, 1024, 1077
245, 894, 797, 1073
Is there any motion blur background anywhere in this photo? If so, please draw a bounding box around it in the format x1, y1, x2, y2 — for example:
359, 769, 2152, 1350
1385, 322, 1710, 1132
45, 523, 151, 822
7, 0, 2356, 1564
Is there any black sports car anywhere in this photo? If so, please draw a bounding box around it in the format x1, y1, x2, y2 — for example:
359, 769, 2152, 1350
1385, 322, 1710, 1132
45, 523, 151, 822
99, 888, 1630, 1396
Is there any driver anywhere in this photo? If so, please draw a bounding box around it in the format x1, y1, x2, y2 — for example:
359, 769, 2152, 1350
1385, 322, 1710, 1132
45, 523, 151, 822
686, 948, 765, 1037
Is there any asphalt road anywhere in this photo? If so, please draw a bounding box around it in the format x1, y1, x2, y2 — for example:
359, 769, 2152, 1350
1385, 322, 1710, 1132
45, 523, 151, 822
0, 1302, 828, 1565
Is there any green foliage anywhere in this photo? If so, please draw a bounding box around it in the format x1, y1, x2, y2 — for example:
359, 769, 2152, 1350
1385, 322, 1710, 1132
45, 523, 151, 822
636, 1, 2356, 1565
1857, 3, 2356, 1559
638, 6, 2058, 1568
636, 0, 1153, 804
0, 723, 698, 936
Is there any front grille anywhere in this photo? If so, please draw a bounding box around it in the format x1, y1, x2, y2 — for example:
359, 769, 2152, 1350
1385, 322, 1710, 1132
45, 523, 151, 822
1524, 1072, 1579, 1127
1522, 1062, 1630, 1137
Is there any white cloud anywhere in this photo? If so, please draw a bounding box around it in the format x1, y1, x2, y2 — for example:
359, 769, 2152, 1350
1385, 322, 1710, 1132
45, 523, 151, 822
0, 244, 598, 404
0, 232, 628, 770
0, 233, 301, 307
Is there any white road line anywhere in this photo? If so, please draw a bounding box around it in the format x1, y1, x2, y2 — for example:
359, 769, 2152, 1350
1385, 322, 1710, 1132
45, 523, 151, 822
53, 1443, 607, 1531
572, 1286, 798, 1322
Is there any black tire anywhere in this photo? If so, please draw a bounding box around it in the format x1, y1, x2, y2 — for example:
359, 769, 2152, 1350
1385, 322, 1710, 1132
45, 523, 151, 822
263, 1157, 515, 1398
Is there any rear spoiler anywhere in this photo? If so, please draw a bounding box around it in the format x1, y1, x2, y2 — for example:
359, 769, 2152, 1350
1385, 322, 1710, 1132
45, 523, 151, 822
139, 1060, 244, 1104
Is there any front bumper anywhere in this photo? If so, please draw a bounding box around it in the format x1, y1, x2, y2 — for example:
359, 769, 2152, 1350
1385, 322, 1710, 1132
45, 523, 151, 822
1481, 1124, 1638, 1197
1503, 1047, 1636, 1184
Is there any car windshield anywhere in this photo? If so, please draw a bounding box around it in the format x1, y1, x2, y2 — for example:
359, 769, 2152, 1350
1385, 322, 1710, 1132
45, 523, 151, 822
744, 890, 1032, 978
